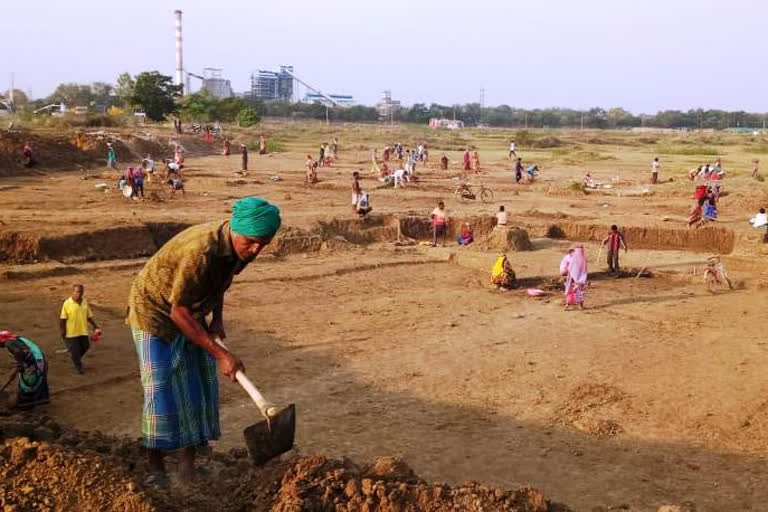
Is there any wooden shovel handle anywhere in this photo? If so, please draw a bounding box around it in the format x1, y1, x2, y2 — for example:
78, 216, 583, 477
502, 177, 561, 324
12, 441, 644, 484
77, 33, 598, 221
214, 337, 277, 419
235, 370, 277, 419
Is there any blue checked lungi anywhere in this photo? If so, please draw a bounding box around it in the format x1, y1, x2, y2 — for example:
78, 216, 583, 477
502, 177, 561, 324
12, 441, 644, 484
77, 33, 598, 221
132, 328, 220, 451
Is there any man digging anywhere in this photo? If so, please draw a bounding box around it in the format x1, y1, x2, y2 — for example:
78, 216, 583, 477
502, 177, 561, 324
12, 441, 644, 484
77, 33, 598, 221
126, 196, 281, 488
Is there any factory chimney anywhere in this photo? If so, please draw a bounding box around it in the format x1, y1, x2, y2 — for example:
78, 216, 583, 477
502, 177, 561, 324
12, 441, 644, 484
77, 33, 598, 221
174, 10, 184, 94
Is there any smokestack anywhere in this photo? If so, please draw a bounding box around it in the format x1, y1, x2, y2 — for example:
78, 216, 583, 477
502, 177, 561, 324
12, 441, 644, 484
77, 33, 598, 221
174, 10, 183, 94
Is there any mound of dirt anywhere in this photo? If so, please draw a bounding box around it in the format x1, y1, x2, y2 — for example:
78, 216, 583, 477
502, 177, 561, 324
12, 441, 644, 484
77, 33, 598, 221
480, 227, 533, 252
0, 413, 571, 511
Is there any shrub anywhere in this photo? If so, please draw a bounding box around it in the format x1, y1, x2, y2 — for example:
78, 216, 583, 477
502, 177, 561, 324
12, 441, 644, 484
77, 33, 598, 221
236, 107, 260, 127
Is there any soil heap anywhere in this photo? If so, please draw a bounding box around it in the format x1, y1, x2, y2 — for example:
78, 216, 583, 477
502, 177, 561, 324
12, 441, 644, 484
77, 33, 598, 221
0, 412, 571, 511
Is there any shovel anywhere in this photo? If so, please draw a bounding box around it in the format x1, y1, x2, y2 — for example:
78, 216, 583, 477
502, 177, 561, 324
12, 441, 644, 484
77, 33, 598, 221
215, 338, 296, 465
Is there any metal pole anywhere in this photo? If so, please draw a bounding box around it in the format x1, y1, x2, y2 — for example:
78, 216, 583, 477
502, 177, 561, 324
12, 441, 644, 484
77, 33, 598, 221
174, 10, 184, 94
325, 105, 329, 126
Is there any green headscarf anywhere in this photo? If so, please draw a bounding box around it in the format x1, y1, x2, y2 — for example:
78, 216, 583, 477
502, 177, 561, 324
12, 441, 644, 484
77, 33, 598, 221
230, 197, 282, 238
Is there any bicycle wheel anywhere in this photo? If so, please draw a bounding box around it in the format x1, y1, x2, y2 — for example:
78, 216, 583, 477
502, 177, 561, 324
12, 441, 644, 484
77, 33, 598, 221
480, 188, 494, 203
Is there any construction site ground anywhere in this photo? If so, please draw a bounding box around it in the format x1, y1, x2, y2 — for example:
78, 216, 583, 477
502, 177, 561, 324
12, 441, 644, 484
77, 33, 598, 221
2, 122, 768, 511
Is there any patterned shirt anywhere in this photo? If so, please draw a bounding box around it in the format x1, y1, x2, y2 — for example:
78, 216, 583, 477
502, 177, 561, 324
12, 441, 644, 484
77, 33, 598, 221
126, 220, 241, 342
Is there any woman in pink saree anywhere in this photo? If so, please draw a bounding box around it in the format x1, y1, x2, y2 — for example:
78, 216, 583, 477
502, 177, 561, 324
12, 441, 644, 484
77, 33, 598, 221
565, 245, 588, 310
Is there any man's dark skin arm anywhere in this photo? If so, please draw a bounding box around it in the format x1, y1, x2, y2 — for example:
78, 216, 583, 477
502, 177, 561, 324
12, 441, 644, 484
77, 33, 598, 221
59, 319, 67, 340
170, 304, 242, 380
208, 296, 226, 340
87, 317, 100, 331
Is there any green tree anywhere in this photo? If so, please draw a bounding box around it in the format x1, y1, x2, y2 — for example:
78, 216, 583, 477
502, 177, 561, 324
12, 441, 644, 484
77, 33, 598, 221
236, 106, 261, 127
217, 97, 247, 122
179, 90, 219, 122
130, 72, 181, 121
115, 73, 136, 107
47, 83, 94, 107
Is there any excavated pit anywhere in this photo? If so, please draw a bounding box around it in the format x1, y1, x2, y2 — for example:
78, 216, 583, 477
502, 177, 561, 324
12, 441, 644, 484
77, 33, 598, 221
0, 214, 738, 265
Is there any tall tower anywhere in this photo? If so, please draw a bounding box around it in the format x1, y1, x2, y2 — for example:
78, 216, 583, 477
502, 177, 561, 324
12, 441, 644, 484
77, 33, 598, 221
174, 10, 184, 94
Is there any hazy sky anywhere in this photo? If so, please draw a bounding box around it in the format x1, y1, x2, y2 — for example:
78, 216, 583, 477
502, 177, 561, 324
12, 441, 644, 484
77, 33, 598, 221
4, 0, 765, 112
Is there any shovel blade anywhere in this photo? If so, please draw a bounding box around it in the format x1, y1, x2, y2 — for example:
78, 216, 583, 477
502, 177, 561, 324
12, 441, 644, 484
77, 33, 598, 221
243, 403, 296, 465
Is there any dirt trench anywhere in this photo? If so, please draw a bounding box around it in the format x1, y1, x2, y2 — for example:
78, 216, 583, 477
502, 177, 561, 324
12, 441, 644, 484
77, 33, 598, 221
0, 213, 737, 265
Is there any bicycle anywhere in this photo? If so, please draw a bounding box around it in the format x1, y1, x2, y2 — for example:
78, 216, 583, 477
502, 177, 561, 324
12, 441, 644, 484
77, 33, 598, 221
453, 181, 494, 203
703, 256, 733, 292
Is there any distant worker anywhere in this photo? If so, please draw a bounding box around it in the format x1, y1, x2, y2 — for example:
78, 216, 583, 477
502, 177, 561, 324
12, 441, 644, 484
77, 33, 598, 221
355, 191, 372, 218
456, 223, 474, 246
651, 157, 660, 184
393, 167, 408, 188
422, 143, 429, 164
351, 171, 362, 213
514, 158, 523, 183
59, 284, 101, 375
752, 159, 760, 179
495, 205, 508, 228
332, 137, 339, 159
431, 201, 448, 247
472, 151, 480, 172
491, 254, 517, 290
223, 138, 231, 156
144, 154, 155, 183
319, 144, 326, 167
306, 154, 318, 185
463, 148, 472, 174
106, 143, 116, 169
370, 149, 380, 175
22, 142, 36, 168
601, 225, 628, 274
526, 163, 539, 182
259, 135, 267, 155
440, 154, 449, 171
0, 331, 49, 410
241, 144, 248, 172
509, 140, 517, 159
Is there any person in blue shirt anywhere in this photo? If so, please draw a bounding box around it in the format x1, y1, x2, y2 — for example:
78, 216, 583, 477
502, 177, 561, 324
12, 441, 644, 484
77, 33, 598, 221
0, 331, 49, 410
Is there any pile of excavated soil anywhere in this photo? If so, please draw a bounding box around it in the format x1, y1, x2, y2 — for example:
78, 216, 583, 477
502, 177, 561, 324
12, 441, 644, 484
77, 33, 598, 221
0, 412, 571, 511
480, 227, 533, 252
0, 131, 220, 177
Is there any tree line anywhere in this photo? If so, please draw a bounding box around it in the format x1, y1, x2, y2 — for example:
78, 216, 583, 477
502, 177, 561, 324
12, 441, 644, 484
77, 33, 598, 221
10, 72, 768, 130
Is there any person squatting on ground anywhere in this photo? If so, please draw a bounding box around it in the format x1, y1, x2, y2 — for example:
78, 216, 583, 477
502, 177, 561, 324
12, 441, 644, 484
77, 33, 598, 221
491, 254, 516, 290
564, 245, 588, 310
126, 196, 281, 488
431, 201, 448, 247
602, 225, 628, 274
356, 191, 372, 218
456, 223, 474, 246
60, 284, 101, 375
0, 331, 49, 410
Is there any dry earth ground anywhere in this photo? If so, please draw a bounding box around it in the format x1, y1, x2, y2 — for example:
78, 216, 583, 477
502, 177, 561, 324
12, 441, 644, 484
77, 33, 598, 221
2, 122, 768, 511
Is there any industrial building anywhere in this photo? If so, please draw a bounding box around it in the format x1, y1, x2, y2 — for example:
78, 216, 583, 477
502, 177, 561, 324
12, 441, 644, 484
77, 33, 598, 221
200, 69, 233, 98
250, 66, 294, 102
302, 93, 355, 107
376, 90, 401, 123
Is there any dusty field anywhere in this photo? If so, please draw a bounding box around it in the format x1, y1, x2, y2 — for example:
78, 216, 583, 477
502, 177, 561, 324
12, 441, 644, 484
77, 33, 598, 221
2, 121, 768, 511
